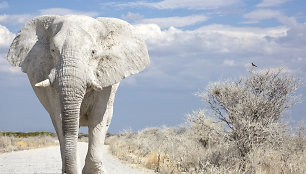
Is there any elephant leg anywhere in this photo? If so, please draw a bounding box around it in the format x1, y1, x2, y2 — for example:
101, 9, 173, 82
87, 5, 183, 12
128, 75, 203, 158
50, 113, 66, 173
82, 83, 119, 174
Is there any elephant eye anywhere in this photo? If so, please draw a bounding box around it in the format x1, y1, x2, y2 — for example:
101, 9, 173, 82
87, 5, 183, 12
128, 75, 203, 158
91, 50, 95, 55
51, 49, 55, 52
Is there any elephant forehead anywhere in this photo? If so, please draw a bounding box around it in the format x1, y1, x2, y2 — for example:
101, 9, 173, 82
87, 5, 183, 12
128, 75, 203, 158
52, 28, 97, 48
51, 30, 97, 56
52, 15, 104, 36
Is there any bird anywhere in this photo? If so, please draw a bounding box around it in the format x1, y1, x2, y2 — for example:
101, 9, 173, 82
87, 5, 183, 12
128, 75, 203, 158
251, 62, 257, 67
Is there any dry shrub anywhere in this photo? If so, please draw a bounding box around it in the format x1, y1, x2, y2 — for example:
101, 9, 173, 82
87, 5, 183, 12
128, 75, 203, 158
200, 68, 300, 156
0, 133, 58, 153
106, 126, 206, 173
106, 68, 306, 173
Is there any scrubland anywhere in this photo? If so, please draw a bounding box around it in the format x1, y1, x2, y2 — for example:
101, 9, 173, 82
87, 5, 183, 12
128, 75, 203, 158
106, 69, 306, 174
0, 132, 90, 153
0, 132, 58, 153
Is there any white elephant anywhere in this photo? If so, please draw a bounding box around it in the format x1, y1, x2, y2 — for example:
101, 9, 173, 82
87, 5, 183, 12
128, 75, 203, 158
7, 15, 150, 174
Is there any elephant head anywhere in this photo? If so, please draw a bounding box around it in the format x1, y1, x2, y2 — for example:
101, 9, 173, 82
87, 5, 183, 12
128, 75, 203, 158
7, 15, 149, 173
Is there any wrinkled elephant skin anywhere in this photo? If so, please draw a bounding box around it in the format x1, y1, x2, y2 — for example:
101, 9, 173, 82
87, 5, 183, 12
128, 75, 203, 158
7, 15, 150, 174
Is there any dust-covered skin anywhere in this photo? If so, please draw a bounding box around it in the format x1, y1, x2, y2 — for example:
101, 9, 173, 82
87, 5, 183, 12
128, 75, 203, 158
7, 15, 150, 174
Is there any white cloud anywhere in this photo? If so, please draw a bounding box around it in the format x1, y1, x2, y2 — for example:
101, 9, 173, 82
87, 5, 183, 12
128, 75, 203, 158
0, 14, 33, 25
0, 55, 21, 74
133, 23, 306, 90
277, 16, 306, 46
0, 1, 8, 9
223, 59, 236, 66
148, 0, 241, 10
135, 15, 209, 28
40, 8, 99, 17
257, 0, 291, 7
136, 23, 287, 55
105, 0, 242, 10
244, 11, 306, 47
0, 25, 19, 74
0, 8, 99, 26
122, 12, 143, 21
0, 25, 15, 48
135, 24, 183, 49
244, 9, 282, 21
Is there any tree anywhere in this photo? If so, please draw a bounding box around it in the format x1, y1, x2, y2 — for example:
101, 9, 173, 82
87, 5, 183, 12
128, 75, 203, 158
197, 68, 300, 156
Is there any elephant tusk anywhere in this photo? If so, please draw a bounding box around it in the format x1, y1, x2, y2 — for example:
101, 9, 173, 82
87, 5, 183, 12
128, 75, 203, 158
91, 80, 103, 91
35, 79, 51, 88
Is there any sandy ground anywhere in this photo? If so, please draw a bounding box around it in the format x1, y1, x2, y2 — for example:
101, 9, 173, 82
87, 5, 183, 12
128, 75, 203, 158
0, 142, 154, 174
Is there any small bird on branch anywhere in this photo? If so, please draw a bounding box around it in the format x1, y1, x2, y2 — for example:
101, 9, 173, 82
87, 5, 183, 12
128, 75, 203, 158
251, 62, 257, 67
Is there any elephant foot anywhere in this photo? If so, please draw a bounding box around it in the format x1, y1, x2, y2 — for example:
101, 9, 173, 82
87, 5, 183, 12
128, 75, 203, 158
82, 158, 106, 174
82, 166, 106, 174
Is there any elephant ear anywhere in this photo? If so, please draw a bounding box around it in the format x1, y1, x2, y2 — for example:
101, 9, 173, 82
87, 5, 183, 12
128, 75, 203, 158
95, 17, 150, 87
7, 15, 58, 73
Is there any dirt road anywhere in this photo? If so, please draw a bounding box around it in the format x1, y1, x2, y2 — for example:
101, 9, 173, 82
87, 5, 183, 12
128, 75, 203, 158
0, 142, 153, 174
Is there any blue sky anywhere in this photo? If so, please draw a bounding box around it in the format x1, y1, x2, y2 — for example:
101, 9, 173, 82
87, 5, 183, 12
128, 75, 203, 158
0, 0, 305, 133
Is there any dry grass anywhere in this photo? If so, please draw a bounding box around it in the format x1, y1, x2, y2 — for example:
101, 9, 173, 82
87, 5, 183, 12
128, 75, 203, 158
106, 123, 306, 174
106, 69, 306, 174
78, 133, 89, 142
0, 132, 58, 153
0, 132, 91, 153
106, 127, 204, 173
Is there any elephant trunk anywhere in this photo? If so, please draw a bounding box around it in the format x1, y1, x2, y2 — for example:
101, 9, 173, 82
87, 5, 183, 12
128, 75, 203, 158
61, 87, 84, 174
58, 56, 87, 174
